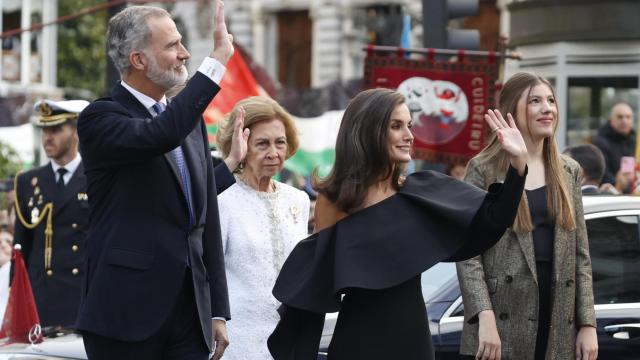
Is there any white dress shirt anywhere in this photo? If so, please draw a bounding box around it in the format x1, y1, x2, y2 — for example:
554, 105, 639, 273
121, 57, 226, 116
52, 153, 82, 185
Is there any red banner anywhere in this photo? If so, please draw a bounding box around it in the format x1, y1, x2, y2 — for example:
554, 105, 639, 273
0, 249, 42, 344
364, 50, 499, 164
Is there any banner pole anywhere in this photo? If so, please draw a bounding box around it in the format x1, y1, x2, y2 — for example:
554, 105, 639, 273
362, 45, 522, 60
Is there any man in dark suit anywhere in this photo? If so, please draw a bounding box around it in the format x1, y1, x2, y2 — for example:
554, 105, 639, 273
76, 2, 235, 359
13, 99, 90, 328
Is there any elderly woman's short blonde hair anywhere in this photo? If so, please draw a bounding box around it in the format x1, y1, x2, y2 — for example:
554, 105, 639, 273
217, 96, 299, 159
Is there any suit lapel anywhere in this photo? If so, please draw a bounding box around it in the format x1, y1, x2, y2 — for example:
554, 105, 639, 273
53, 162, 86, 216
163, 151, 184, 193
39, 164, 57, 207
183, 127, 206, 224
515, 231, 538, 284
111, 82, 185, 196
551, 222, 566, 287
516, 192, 538, 284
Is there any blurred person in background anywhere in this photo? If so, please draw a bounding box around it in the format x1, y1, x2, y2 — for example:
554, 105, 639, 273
13, 99, 89, 328
593, 102, 635, 192
0, 228, 12, 321
0, 178, 16, 234
458, 72, 597, 360
215, 96, 309, 359
564, 144, 618, 195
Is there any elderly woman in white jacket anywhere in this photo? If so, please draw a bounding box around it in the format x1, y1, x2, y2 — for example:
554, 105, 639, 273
216, 97, 309, 359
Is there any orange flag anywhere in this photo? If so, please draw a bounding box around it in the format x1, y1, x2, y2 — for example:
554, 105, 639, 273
204, 46, 262, 144
0, 247, 42, 344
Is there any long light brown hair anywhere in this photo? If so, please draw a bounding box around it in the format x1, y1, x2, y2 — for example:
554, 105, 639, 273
474, 72, 576, 232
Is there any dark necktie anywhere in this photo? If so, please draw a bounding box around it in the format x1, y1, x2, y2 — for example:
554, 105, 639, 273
56, 168, 68, 190
153, 102, 194, 267
152, 102, 195, 228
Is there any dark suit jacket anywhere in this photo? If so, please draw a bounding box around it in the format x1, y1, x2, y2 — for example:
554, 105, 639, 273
13, 162, 88, 327
75, 72, 230, 350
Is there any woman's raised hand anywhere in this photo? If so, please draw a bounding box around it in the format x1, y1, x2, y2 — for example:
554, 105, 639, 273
224, 106, 250, 172
485, 109, 527, 175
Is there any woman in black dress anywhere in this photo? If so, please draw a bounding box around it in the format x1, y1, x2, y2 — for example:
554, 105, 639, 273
268, 88, 528, 360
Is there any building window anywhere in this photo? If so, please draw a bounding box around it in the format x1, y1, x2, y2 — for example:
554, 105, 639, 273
587, 214, 640, 305
362, 5, 404, 46
277, 11, 311, 89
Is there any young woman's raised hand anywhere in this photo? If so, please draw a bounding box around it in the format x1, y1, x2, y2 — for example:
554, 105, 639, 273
485, 109, 527, 175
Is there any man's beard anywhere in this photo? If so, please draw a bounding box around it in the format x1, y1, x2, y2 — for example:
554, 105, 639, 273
145, 53, 188, 91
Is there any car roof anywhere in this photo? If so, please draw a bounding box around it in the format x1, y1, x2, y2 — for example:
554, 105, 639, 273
0, 333, 86, 358
582, 195, 640, 214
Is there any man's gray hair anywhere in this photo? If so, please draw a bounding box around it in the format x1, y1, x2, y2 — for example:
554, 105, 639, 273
107, 6, 171, 76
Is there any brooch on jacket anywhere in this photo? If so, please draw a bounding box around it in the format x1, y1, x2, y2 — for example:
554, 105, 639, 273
290, 205, 300, 223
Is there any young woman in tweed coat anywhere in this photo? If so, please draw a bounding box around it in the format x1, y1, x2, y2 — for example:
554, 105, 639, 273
457, 72, 598, 360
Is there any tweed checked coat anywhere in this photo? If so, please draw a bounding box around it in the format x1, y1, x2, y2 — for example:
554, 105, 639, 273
457, 155, 596, 360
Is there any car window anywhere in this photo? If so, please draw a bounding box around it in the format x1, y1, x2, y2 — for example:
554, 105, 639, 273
587, 214, 640, 304
450, 303, 464, 317
421, 262, 456, 300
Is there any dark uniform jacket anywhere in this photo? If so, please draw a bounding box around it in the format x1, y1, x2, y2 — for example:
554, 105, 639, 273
13, 162, 88, 327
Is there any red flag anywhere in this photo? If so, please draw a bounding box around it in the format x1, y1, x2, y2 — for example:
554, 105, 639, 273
0, 247, 42, 344
203, 45, 262, 144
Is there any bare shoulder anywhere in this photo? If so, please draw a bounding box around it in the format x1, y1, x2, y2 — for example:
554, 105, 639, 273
314, 193, 346, 233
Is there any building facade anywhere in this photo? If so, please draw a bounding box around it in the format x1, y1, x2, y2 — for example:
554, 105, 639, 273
203, 0, 421, 88
500, 0, 640, 149
0, 0, 60, 165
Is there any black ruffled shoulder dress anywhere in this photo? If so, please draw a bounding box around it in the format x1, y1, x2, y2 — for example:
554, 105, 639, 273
268, 166, 526, 360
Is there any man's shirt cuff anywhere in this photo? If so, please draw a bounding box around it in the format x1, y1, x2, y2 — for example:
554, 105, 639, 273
212, 317, 226, 322
198, 57, 227, 85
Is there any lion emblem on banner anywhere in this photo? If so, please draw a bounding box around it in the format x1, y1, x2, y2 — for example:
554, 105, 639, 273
397, 77, 469, 145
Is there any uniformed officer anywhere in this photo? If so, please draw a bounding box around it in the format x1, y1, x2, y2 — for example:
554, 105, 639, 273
13, 99, 89, 328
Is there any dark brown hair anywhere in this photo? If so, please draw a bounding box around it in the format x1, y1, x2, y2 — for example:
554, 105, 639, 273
314, 88, 406, 213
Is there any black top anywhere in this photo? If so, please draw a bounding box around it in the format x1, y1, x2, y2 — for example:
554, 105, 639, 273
268, 165, 527, 360
526, 186, 554, 263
